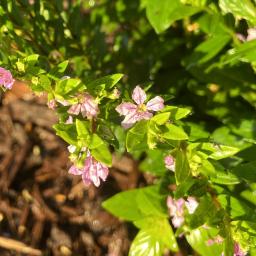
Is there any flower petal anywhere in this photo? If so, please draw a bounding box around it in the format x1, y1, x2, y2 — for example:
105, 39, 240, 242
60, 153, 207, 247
132, 86, 147, 105
172, 216, 184, 228
146, 96, 164, 111
121, 112, 139, 129
68, 165, 83, 175
164, 155, 175, 172
65, 115, 73, 124
185, 197, 198, 214
0, 67, 15, 89
96, 162, 109, 181
136, 111, 153, 121
81, 173, 92, 186
167, 196, 177, 216
68, 104, 81, 115
81, 94, 99, 118
115, 103, 137, 116
247, 28, 256, 41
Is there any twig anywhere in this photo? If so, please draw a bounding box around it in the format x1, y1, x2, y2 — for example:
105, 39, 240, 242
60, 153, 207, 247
0, 236, 42, 255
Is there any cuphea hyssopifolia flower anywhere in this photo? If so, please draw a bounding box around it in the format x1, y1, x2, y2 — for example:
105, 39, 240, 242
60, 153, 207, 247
65, 91, 109, 187
164, 155, 175, 172
68, 146, 109, 187
115, 86, 164, 129
220, 242, 247, 256
68, 93, 99, 119
167, 196, 198, 228
0, 67, 15, 89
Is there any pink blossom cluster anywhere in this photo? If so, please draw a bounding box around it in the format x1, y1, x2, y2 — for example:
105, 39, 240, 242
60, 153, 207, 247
233, 242, 247, 256
0, 67, 15, 89
47, 89, 107, 187
47, 92, 99, 121
167, 196, 198, 228
164, 155, 175, 172
116, 86, 164, 129
68, 93, 99, 119
220, 242, 247, 256
68, 146, 109, 187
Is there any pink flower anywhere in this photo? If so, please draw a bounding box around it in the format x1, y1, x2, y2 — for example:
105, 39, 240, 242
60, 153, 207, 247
68, 151, 109, 187
68, 93, 99, 119
185, 196, 198, 214
234, 242, 247, 256
0, 67, 15, 89
164, 155, 175, 172
167, 196, 185, 228
206, 235, 223, 246
115, 86, 164, 129
237, 28, 256, 42
220, 242, 247, 256
246, 28, 256, 41
65, 115, 73, 124
47, 99, 57, 109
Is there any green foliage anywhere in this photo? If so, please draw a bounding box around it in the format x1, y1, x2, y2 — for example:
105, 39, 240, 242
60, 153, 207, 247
145, 0, 201, 33
2, 0, 256, 254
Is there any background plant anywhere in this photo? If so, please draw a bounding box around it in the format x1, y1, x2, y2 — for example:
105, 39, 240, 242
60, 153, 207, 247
1, 0, 256, 255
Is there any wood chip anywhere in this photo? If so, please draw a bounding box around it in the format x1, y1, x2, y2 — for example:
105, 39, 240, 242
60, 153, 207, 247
0, 236, 42, 256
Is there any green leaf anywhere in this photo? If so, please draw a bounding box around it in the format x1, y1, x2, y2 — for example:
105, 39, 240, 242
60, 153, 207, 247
185, 122, 210, 141
185, 34, 231, 67
53, 123, 77, 145
89, 134, 112, 166
219, 0, 256, 25
75, 119, 90, 141
204, 143, 239, 160
174, 178, 196, 198
221, 40, 256, 66
181, 0, 207, 7
210, 161, 240, 185
145, 0, 201, 33
186, 227, 223, 256
102, 189, 144, 221
38, 74, 52, 92
55, 78, 82, 95
150, 112, 170, 125
187, 195, 217, 228
197, 12, 230, 35
175, 148, 190, 184
129, 229, 162, 256
139, 149, 166, 176
48, 60, 69, 80
197, 158, 216, 176
162, 124, 188, 140
231, 161, 256, 182
103, 186, 167, 221
137, 186, 167, 217
126, 121, 148, 152
87, 73, 123, 91
131, 217, 178, 255
161, 106, 191, 120
218, 194, 256, 221
102, 189, 145, 221
25, 54, 39, 66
